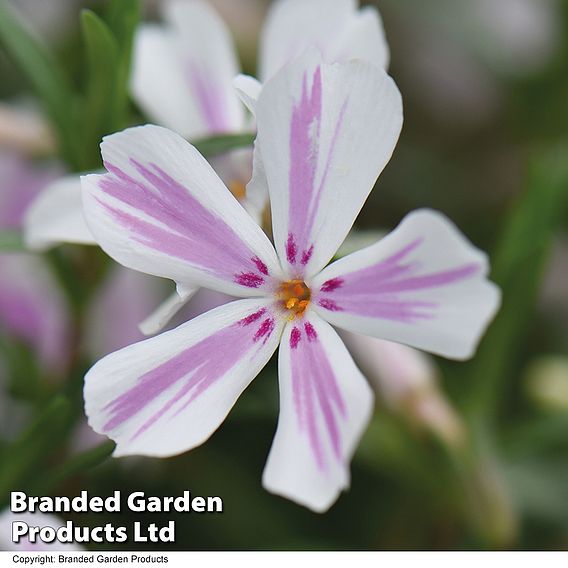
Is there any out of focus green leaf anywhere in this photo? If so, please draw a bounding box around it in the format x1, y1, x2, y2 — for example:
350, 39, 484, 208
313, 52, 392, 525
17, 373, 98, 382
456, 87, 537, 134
503, 415, 568, 458
106, 0, 140, 87
505, 458, 568, 524
80, 10, 121, 168
79, 3, 140, 168
106, 0, 141, 48
0, 2, 79, 168
0, 396, 73, 509
0, 336, 42, 401
465, 145, 568, 422
31, 441, 115, 494
194, 133, 256, 157
0, 231, 25, 251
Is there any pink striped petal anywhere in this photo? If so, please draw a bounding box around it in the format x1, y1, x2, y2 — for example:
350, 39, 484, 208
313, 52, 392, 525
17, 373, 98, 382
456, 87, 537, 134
81, 125, 282, 297
255, 51, 402, 279
311, 209, 501, 359
263, 313, 373, 512
131, 0, 244, 138
85, 299, 284, 457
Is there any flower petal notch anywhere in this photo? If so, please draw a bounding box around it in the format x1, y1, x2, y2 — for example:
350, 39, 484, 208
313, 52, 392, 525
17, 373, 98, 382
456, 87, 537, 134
312, 209, 501, 359
255, 50, 403, 278
263, 314, 373, 512
259, 0, 390, 81
85, 299, 284, 457
81, 124, 282, 296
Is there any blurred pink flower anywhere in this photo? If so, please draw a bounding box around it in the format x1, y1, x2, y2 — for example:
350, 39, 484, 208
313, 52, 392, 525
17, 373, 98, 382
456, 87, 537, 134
0, 153, 70, 375
85, 266, 165, 359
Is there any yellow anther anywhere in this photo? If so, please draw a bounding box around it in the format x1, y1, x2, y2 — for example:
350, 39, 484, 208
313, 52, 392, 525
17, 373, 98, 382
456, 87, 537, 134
286, 298, 299, 310
277, 280, 311, 319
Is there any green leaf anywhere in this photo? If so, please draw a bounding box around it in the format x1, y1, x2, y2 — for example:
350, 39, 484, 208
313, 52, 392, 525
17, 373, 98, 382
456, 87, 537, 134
505, 457, 568, 524
79, 3, 141, 169
194, 132, 256, 157
105, 0, 141, 70
30, 441, 116, 494
105, 0, 141, 130
0, 335, 43, 401
80, 10, 121, 168
0, 396, 74, 509
0, 3, 79, 168
464, 145, 568, 421
0, 231, 25, 251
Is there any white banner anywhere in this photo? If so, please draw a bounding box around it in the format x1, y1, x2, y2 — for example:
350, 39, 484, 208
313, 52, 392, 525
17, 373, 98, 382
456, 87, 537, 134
0, 551, 567, 568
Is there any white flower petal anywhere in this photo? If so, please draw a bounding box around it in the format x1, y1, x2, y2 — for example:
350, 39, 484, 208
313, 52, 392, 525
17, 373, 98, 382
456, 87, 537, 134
130, 0, 244, 138
333, 6, 390, 70
85, 299, 284, 458
233, 73, 262, 116
81, 125, 283, 297
23, 175, 95, 251
263, 312, 373, 512
242, 142, 268, 226
259, 0, 388, 81
311, 209, 501, 360
139, 283, 198, 336
256, 51, 402, 278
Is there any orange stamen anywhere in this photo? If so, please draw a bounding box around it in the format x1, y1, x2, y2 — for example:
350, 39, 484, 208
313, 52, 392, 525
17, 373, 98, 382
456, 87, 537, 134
277, 279, 311, 319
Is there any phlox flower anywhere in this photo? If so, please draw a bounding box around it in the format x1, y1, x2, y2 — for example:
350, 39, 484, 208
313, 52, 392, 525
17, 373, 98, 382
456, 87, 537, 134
82, 52, 500, 512
23, 0, 390, 336
24, 0, 388, 252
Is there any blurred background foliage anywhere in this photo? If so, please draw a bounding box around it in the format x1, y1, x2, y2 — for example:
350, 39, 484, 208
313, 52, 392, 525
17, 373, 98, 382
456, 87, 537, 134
0, 0, 567, 551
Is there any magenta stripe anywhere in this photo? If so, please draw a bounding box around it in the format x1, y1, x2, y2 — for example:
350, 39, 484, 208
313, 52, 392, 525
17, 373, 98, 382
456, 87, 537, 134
288, 322, 347, 471
102, 307, 276, 437
98, 161, 272, 288
285, 66, 349, 273
320, 277, 343, 293
316, 238, 482, 323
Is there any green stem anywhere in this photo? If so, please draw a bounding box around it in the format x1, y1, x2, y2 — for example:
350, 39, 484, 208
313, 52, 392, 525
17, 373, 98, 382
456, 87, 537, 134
194, 132, 256, 157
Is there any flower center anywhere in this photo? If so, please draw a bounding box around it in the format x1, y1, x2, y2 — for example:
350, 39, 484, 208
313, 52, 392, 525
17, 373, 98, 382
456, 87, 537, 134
277, 279, 311, 319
